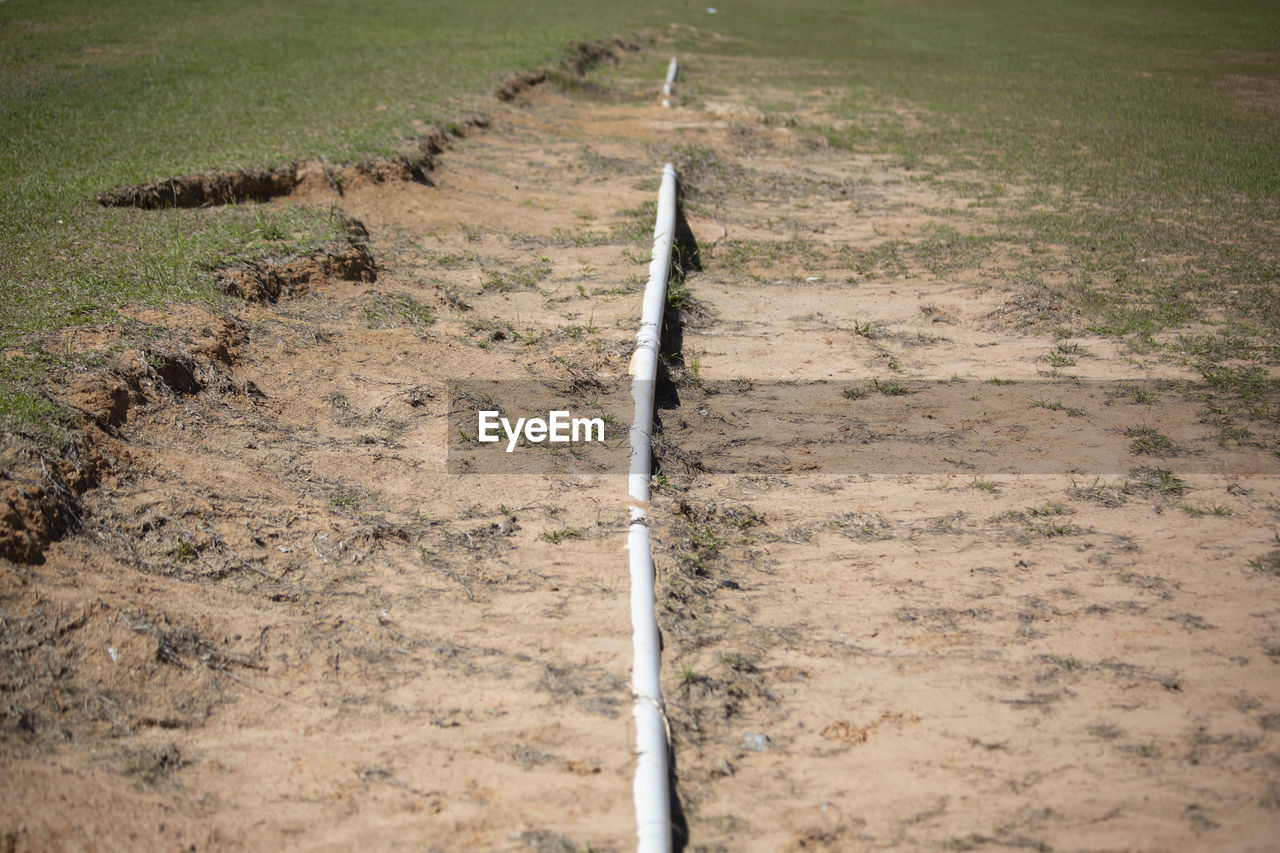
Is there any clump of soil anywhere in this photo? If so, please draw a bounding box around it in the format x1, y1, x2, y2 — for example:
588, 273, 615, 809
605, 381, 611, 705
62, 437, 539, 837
1, 306, 247, 563
217, 244, 376, 303
0, 465, 78, 564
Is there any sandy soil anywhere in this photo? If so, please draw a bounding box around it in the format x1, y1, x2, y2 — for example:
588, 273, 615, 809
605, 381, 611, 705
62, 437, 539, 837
3, 50, 1280, 852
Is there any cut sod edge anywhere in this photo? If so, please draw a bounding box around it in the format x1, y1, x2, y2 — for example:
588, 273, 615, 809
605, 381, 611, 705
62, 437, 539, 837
98, 35, 646, 210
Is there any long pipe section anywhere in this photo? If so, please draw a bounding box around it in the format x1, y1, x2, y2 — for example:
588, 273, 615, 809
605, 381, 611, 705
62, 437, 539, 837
662, 57, 678, 107
627, 162, 678, 853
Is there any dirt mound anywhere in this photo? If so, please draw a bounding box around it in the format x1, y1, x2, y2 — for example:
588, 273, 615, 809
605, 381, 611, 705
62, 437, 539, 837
0, 468, 75, 565
0, 308, 247, 564
0, 429, 111, 565
216, 243, 376, 303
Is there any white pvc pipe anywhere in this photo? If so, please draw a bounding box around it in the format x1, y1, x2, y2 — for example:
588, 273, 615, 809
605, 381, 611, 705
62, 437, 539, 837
662, 57, 677, 108
627, 162, 677, 853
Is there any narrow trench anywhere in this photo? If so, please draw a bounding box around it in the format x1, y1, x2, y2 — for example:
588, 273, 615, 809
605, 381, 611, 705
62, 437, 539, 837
654, 183, 705, 853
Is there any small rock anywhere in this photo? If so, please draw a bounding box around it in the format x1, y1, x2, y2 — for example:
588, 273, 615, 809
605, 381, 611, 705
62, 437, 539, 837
742, 732, 771, 752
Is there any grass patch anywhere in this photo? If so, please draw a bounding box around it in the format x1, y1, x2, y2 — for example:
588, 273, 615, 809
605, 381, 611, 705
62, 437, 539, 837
1127, 466, 1189, 496
363, 291, 436, 329
541, 528, 583, 545
482, 263, 552, 293
872, 379, 913, 396
1125, 426, 1177, 456
1028, 521, 1078, 537
1030, 398, 1086, 417
666, 278, 691, 312
330, 491, 360, 511
8, 0, 1280, 443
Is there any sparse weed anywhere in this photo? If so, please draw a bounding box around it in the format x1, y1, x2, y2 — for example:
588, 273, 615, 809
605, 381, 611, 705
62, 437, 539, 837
170, 538, 198, 562
1127, 467, 1189, 495
666, 278, 691, 311
1179, 503, 1231, 517
541, 528, 583, 545
364, 291, 435, 329
873, 378, 912, 396
330, 492, 359, 510
1028, 521, 1078, 537
1067, 477, 1126, 508
483, 264, 551, 293
1120, 385, 1155, 405
716, 651, 754, 671
1041, 350, 1076, 367
433, 253, 472, 269
1044, 654, 1083, 671
1251, 549, 1280, 575
689, 523, 723, 553
679, 662, 700, 685
1030, 398, 1085, 417
1125, 426, 1176, 456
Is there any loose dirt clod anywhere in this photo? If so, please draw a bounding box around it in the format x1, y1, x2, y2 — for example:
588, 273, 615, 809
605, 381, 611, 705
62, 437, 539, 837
217, 244, 377, 303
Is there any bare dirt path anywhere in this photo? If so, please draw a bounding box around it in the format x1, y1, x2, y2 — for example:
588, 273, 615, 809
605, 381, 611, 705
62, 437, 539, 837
3, 51, 1280, 852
